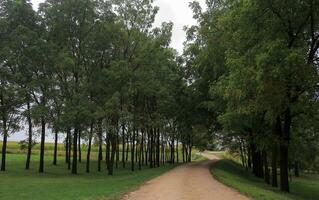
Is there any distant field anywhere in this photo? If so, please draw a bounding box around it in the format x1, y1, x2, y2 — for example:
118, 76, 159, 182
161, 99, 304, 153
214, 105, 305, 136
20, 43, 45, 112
0, 141, 196, 162
1, 141, 108, 158
211, 154, 319, 200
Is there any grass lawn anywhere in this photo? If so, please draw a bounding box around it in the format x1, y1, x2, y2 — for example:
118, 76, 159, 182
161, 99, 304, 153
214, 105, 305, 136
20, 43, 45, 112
0, 154, 176, 200
0, 141, 204, 200
212, 159, 319, 200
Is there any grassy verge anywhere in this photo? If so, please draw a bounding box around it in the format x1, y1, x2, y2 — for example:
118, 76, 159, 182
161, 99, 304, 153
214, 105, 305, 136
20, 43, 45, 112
0, 142, 204, 200
0, 154, 176, 200
0, 141, 204, 200
211, 158, 319, 200
191, 151, 208, 162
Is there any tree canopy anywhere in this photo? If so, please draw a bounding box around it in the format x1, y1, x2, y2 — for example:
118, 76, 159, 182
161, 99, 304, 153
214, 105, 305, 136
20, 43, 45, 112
0, 0, 318, 195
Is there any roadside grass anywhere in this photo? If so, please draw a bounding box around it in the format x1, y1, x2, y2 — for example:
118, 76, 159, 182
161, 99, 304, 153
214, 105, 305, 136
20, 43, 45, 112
192, 152, 208, 162
211, 157, 319, 200
0, 153, 176, 200
0, 142, 204, 200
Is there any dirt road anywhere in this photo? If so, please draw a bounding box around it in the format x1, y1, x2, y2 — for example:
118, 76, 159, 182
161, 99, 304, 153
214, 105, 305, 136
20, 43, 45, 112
122, 153, 250, 200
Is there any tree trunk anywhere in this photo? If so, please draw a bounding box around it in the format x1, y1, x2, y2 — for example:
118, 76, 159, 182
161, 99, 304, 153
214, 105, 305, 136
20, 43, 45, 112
126, 133, 129, 162
135, 135, 138, 163
131, 127, 136, 171
68, 130, 72, 170
182, 143, 185, 163
242, 143, 248, 168
71, 128, 78, 174
176, 137, 179, 164
122, 123, 125, 168
146, 131, 150, 166
188, 145, 192, 162
280, 108, 291, 192
251, 143, 264, 178
185, 143, 188, 163
170, 139, 175, 164
1, 115, 8, 171
272, 144, 278, 187
279, 144, 289, 192
247, 145, 252, 169
39, 116, 46, 173
116, 130, 119, 169
53, 130, 58, 165
86, 122, 93, 173
78, 130, 81, 163
156, 128, 160, 167
294, 160, 299, 177
106, 134, 110, 171
263, 151, 270, 184
65, 129, 69, 164
149, 128, 154, 168
140, 129, 145, 165
139, 129, 144, 170
108, 133, 116, 175
257, 151, 264, 177
25, 101, 32, 170
161, 135, 165, 165
240, 140, 245, 167
98, 121, 103, 172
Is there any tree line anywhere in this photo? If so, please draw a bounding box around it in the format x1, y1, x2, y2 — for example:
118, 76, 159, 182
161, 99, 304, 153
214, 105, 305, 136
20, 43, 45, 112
0, 0, 202, 175
2, 0, 318, 194
184, 0, 319, 193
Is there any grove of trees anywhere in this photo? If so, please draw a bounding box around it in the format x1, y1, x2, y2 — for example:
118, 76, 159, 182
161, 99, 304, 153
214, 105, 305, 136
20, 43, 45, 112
1, 0, 318, 195
184, 0, 319, 193
0, 0, 203, 176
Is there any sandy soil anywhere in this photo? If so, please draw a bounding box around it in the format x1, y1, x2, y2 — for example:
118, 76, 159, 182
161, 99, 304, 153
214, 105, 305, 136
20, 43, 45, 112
122, 153, 250, 200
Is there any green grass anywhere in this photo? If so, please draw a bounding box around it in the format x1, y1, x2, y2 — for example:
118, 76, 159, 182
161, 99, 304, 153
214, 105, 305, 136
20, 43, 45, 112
192, 152, 208, 162
0, 154, 176, 200
212, 159, 319, 200
0, 141, 205, 200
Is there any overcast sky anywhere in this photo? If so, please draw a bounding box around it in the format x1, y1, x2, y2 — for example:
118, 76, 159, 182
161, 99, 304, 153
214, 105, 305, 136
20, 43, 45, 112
30, 0, 206, 54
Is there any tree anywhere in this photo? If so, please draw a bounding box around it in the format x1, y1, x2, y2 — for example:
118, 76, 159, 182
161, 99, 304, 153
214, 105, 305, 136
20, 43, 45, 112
0, 0, 195, 176
186, 0, 319, 193
0, 0, 38, 171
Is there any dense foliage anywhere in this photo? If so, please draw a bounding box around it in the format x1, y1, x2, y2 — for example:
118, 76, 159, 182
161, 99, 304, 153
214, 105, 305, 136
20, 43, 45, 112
1, 0, 318, 196
184, 0, 319, 193
0, 0, 202, 176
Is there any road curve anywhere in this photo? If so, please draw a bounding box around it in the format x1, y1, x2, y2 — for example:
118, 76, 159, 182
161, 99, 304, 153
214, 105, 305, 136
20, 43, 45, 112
122, 153, 250, 200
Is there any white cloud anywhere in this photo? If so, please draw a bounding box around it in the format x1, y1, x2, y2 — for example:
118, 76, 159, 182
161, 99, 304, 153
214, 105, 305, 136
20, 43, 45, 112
153, 0, 203, 53
31, 0, 43, 10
